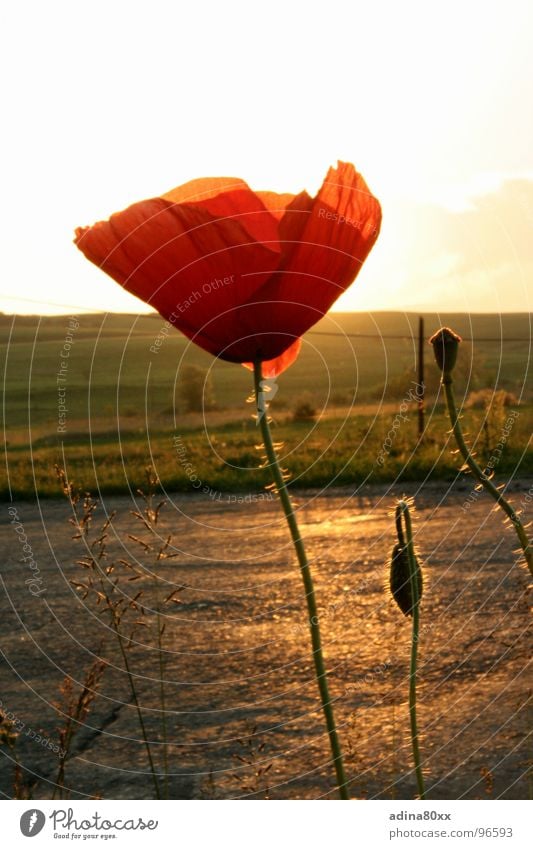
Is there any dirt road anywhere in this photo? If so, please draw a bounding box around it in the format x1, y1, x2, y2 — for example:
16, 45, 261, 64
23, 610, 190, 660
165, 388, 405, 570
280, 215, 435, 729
1, 481, 531, 799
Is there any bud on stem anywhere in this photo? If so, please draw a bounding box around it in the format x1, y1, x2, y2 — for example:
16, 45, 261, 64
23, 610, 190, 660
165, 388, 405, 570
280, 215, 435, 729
389, 499, 426, 799
429, 326, 462, 379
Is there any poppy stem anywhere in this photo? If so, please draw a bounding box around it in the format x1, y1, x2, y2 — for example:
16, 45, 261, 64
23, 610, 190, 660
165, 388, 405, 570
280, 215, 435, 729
253, 360, 350, 800
397, 501, 426, 800
442, 375, 533, 578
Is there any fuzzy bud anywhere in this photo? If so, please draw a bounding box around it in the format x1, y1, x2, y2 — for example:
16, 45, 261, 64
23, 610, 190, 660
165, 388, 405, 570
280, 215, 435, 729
429, 326, 462, 377
389, 542, 423, 617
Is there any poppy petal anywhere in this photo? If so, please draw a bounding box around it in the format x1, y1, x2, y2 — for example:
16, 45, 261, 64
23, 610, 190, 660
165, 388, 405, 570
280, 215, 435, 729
222, 190, 314, 362
257, 190, 314, 260
242, 162, 381, 342
164, 178, 281, 250
241, 337, 302, 378
75, 192, 282, 360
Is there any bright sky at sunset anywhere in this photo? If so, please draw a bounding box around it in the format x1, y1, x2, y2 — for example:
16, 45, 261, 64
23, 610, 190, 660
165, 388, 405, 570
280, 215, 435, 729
2, 0, 532, 315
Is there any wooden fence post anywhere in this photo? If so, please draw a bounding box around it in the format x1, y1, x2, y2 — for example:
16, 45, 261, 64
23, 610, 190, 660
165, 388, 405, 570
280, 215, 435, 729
418, 316, 425, 439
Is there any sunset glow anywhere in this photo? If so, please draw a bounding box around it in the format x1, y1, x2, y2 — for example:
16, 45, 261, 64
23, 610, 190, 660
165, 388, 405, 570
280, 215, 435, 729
2, 0, 532, 315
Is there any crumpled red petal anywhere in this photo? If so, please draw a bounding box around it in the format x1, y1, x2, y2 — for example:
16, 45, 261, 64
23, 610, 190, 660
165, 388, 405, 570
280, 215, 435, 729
241, 162, 381, 345
75, 187, 282, 359
74, 163, 381, 375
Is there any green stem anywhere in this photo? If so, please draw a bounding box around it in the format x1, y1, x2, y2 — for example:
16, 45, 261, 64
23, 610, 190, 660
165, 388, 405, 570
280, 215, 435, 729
115, 621, 162, 799
253, 361, 350, 800
399, 501, 426, 800
443, 377, 533, 578
97, 578, 160, 800
155, 598, 169, 799
53, 721, 71, 800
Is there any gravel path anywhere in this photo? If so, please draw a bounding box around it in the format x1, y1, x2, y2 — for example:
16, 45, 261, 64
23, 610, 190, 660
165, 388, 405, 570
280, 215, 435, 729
1, 481, 531, 799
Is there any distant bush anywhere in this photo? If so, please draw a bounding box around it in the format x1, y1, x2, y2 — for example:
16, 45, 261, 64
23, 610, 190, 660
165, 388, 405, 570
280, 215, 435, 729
466, 388, 519, 409
330, 391, 353, 406
466, 388, 520, 460
292, 392, 318, 422
178, 365, 216, 412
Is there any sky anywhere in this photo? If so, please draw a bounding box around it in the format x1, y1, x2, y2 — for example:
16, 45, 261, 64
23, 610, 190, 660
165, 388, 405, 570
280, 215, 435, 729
1, 0, 532, 316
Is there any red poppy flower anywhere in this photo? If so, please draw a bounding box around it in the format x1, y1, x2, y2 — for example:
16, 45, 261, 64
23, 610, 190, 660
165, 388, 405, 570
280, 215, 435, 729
75, 161, 381, 377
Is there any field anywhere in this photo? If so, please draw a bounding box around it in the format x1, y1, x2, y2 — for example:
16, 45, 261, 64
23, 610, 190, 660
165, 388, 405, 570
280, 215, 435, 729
1, 311, 531, 499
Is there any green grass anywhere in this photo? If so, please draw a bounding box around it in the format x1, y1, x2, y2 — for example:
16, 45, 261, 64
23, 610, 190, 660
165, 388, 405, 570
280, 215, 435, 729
2, 311, 532, 498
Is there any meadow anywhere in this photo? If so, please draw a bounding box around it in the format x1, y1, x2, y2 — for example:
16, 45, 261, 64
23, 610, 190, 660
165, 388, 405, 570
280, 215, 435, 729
2, 311, 531, 498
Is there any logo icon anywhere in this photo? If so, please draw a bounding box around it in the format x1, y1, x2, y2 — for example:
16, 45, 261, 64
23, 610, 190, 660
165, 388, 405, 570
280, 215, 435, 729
256, 377, 278, 423
20, 810, 46, 837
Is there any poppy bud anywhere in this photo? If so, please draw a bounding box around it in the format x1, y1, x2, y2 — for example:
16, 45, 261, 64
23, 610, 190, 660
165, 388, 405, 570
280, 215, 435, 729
429, 326, 462, 377
389, 542, 423, 617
